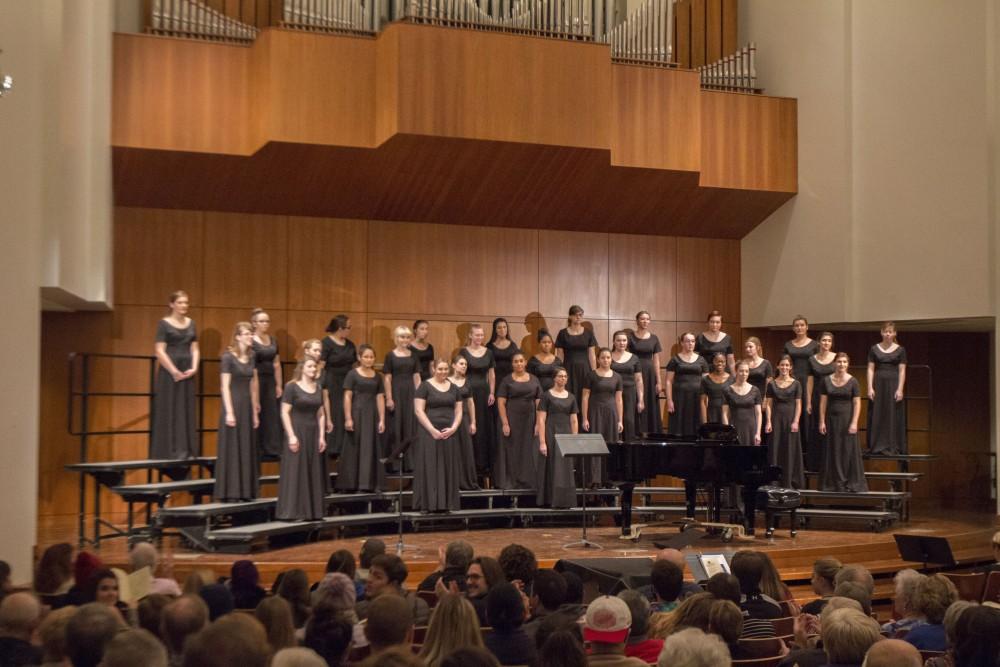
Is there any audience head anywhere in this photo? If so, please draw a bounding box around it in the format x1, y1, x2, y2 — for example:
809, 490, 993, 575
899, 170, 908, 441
617, 590, 651, 637
705, 573, 741, 605
198, 583, 235, 621
822, 608, 881, 665
862, 638, 921, 667
420, 594, 484, 666
183, 613, 271, 667
364, 593, 414, 653
101, 628, 168, 667
137, 593, 171, 638
129, 541, 160, 573
730, 551, 765, 597
535, 613, 584, 650
303, 613, 353, 666
583, 595, 632, 648
84, 568, 120, 606
182, 568, 217, 595
360, 539, 387, 570
486, 582, 526, 632
823, 596, 864, 616
363, 647, 428, 667
325, 549, 357, 579
160, 594, 209, 657
942, 599, 976, 650
663, 592, 715, 635
833, 581, 872, 617
66, 602, 122, 667
498, 544, 537, 589
0, 592, 41, 641
561, 571, 583, 605
439, 647, 501, 667
229, 560, 261, 591
706, 599, 743, 646
73, 551, 104, 589
890, 568, 924, 619
367, 554, 408, 599
255, 595, 297, 652
444, 540, 475, 572
316, 572, 357, 612
466, 556, 504, 599
272, 647, 328, 667
656, 548, 687, 570
756, 551, 787, 602
276, 568, 312, 627
38, 605, 76, 664
811, 556, 842, 596
531, 569, 567, 613
835, 563, 875, 597
953, 604, 1000, 667
656, 627, 731, 667
35, 542, 74, 594
912, 574, 958, 625
534, 629, 586, 667
651, 559, 684, 603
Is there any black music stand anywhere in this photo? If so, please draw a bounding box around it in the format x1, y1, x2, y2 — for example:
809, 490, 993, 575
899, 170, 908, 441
556, 434, 609, 550
382, 436, 417, 556
894, 534, 956, 569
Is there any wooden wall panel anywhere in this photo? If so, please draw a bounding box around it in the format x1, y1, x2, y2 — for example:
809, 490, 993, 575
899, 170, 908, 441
721, 0, 738, 57
538, 230, 609, 320
611, 67, 701, 172
367, 221, 539, 317
700, 91, 798, 193
608, 234, 678, 321
674, 0, 691, 69
705, 0, 723, 62
690, 0, 707, 68
675, 237, 740, 322
286, 217, 367, 312
202, 212, 289, 309
114, 208, 204, 306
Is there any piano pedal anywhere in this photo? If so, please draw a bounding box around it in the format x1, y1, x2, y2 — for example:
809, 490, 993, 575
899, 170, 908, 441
620, 524, 645, 541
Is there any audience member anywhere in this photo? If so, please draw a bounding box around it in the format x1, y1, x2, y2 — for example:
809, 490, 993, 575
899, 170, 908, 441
582, 595, 648, 667
656, 627, 731, 667
903, 574, 958, 652
320, 550, 363, 601
833, 581, 873, 617
466, 556, 505, 627
361, 646, 426, 667
228, 560, 266, 610
84, 568, 132, 624
532, 629, 585, 667
66, 603, 122, 667
523, 569, 567, 640
484, 582, 534, 666
356, 554, 429, 625
197, 584, 234, 621
780, 597, 863, 667
419, 594, 484, 667
834, 564, 875, 598
705, 566, 776, 640
649, 559, 684, 613
358, 539, 386, 581
758, 551, 799, 614
439, 647, 501, 667
497, 545, 537, 591
272, 647, 329, 667
138, 593, 171, 639
101, 628, 168, 667
34, 543, 74, 598
731, 551, 782, 619
182, 613, 271, 667
0, 592, 43, 666
973, 530, 1000, 574
706, 599, 745, 659
38, 605, 75, 667
639, 549, 702, 603
861, 638, 921, 667
160, 594, 208, 667
256, 595, 298, 653
801, 556, 842, 615
618, 589, 664, 663
302, 612, 353, 667
923, 599, 975, 667
277, 568, 313, 629
821, 608, 881, 667
650, 591, 715, 639
65, 552, 104, 607
364, 594, 414, 656
0, 561, 11, 601
181, 568, 217, 595
421, 541, 474, 593
952, 604, 1000, 667
129, 542, 181, 597
314, 572, 358, 624
879, 569, 925, 636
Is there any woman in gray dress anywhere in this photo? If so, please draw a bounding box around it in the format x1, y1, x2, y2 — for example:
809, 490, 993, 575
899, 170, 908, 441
526, 329, 563, 392
611, 330, 644, 442
765, 356, 805, 488
866, 321, 908, 454
806, 332, 836, 472
784, 316, 819, 443
666, 332, 710, 437
277, 358, 326, 520
696, 310, 735, 375
819, 352, 868, 492
251, 308, 283, 460
722, 361, 761, 447
321, 314, 356, 458
536, 368, 579, 508
581, 348, 623, 484
414, 359, 463, 512
627, 311, 662, 434
497, 352, 542, 490
449, 355, 479, 490
337, 345, 386, 493
700, 353, 732, 424
215, 322, 260, 502
151, 290, 200, 460
383, 326, 421, 473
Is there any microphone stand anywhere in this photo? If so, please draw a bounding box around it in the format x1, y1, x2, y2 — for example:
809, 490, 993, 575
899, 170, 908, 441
382, 436, 417, 556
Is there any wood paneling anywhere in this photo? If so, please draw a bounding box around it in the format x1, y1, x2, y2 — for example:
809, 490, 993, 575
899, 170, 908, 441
675, 237, 740, 322
700, 91, 798, 193
690, 0, 707, 68
706, 0, 723, 63
286, 217, 367, 312
608, 234, 678, 321
367, 221, 539, 317
721, 0, 738, 57
537, 230, 609, 320
611, 67, 701, 172
202, 212, 288, 309
674, 0, 691, 69
114, 208, 205, 306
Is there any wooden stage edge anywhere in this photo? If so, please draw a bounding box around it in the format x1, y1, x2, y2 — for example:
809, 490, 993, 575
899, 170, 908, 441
37, 508, 999, 589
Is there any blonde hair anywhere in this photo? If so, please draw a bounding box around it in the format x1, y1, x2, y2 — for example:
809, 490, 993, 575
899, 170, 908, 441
250, 308, 268, 329
227, 322, 253, 357
301, 338, 321, 359
418, 595, 483, 667
466, 323, 484, 345
169, 290, 189, 304
393, 326, 414, 342
744, 336, 762, 355
292, 358, 319, 382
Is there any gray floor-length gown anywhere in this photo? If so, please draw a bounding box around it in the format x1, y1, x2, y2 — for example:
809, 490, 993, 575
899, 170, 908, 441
611, 354, 641, 443
215, 352, 259, 501
252, 337, 282, 459
766, 380, 805, 489
383, 351, 420, 472
866, 345, 908, 454
700, 374, 732, 424
585, 370, 622, 484
496, 374, 542, 490
276, 381, 326, 520
413, 380, 462, 511
667, 355, 709, 437
628, 333, 663, 434
150, 319, 198, 460
724, 385, 762, 447
820, 376, 868, 492
336, 369, 385, 492
536, 391, 578, 508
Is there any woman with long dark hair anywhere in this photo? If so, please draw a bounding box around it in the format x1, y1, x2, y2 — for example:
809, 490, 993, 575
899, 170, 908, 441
336, 345, 385, 493
628, 311, 662, 434
150, 290, 200, 460
251, 308, 283, 460
409, 320, 436, 381
321, 314, 356, 458
819, 352, 868, 492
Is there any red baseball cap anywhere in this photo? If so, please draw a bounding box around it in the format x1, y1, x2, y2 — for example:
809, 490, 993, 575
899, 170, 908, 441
583, 595, 632, 644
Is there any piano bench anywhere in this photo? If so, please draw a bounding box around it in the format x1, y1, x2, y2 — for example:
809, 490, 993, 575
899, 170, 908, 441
763, 507, 798, 539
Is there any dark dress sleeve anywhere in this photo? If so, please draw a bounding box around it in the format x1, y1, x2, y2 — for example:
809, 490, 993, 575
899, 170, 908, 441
764, 360, 774, 378
652, 335, 663, 354
751, 387, 762, 405
666, 356, 679, 372
344, 370, 358, 391
820, 377, 830, 396
497, 377, 511, 399
613, 374, 623, 392
220, 352, 235, 374
793, 381, 803, 400
383, 354, 395, 375
415, 382, 429, 401
190, 322, 198, 342
449, 384, 461, 406
849, 378, 860, 398
723, 335, 733, 355
586, 330, 598, 348
538, 393, 551, 414
555, 329, 568, 351
898, 347, 908, 364
765, 383, 776, 400
155, 320, 169, 343
282, 382, 297, 406
531, 377, 542, 399
485, 350, 496, 369
527, 358, 540, 376
321, 337, 333, 364
699, 357, 710, 374
868, 346, 878, 364
375, 373, 385, 395
569, 396, 579, 415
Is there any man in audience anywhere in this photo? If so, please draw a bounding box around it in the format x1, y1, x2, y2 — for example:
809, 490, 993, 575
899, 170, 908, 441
357, 554, 429, 625
129, 542, 181, 597
834, 581, 873, 617
161, 594, 209, 667
862, 638, 921, 667
557, 571, 587, 622
137, 594, 171, 640
197, 583, 234, 621
465, 556, 505, 627
835, 564, 875, 598
648, 559, 684, 613
498, 544, 538, 592
821, 608, 881, 667
0, 592, 43, 666
183, 613, 271, 667
364, 594, 414, 657
656, 627, 731, 667
358, 539, 386, 582
582, 595, 648, 667
640, 549, 702, 603
66, 602, 122, 667
419, 540, 473, 593
484, 582, 535, 665
523, 569, 567, 640
617, 590, 663, 663
101, 628, 168, 667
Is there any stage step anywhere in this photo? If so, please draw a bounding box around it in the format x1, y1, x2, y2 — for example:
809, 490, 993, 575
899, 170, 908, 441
795, 508, 899, 532
805, 471, 923, 483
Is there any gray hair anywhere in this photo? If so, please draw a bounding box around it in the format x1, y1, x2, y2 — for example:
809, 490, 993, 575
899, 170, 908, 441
618, 590, 651, 636
129, 542, 159, 572
835, 564, 875, 596
892, 569, 925, 614
656, 627, 731, 667
271, 647, 328, 667
445, 541, 475, 571
101, 629, 168, 667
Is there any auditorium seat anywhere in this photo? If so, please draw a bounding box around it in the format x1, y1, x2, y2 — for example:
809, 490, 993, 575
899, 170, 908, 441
982, 571, 1000, 603
770, 616, 795, 640
942, 572, 987, 602
412, 626, 428, 643
732, 656, 785, 667
417, 590, 438, 608
737, 637, 786, 658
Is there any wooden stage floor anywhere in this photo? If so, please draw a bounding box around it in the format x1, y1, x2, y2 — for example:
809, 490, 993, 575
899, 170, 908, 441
37, 507, 999, 587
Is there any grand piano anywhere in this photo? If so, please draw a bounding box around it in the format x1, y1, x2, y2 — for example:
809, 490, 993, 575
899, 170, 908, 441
606, 428, 780, 538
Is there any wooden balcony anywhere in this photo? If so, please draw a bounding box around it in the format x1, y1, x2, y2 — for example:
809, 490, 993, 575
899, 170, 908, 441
112, 22, 796, 237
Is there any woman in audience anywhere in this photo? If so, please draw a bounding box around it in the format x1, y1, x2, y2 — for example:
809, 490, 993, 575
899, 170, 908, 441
255, 596, 298, 653
277, 568, 312, 630
182, 568, 218, 595
64, 551, 103, 607
953, 604, 1000, 667
441, 647, 502, 667
85, 568, 133, 623
277, 358, 327, 521
880, 569, 926, 636
706, 599, 746, 659
419, 594, 485, 667
924, 600, 976, 667
758, 551, 800, 614
215, 321, 260, 503
650, 591, 715, 639
313, 572, 359, 626
904, 574, 959, 651
228, 560, 266, 610
818, 352, 868, 492
34, 543, 74, 598
801, 557, 842, 615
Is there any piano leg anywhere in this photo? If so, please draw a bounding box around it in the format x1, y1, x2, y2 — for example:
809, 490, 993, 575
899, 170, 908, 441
742, 485, 758, 536
684, 481, 697, 518
619, 482, 636, 538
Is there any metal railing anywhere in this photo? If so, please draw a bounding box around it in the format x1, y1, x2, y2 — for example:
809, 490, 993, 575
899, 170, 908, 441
149, 0, 259, 42
698, 42, 759, 93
